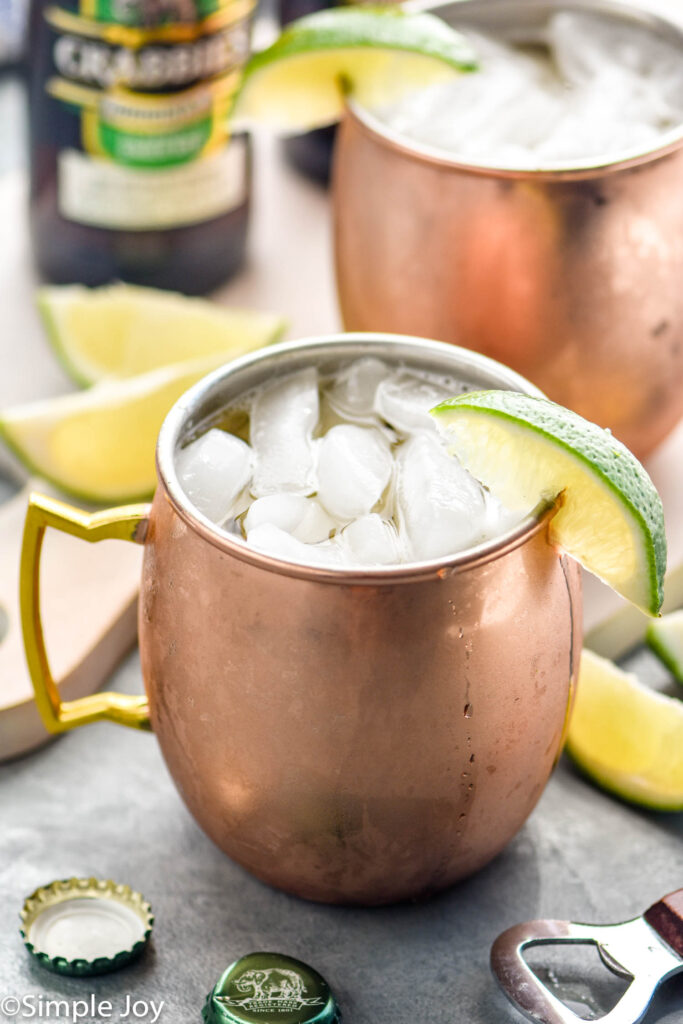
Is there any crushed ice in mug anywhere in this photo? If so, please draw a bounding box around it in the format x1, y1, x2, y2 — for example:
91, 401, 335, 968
372, 13, 683, 168
175, 359, 525, 568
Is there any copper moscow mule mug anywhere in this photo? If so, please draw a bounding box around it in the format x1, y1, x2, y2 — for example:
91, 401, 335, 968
20, 335, 582, 905
334, 0, 683, 459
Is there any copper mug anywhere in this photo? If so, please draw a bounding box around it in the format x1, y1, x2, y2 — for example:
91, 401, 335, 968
20, 334, 582, 905
334, 0, 683, 459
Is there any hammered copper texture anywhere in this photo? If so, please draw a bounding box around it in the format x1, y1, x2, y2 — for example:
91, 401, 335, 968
333, 3, 683, 458
139, 491, 581, 905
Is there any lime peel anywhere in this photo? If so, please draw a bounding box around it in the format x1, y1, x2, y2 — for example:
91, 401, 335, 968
566, 649, 683, 811
0, 354, 231, 504
647, 610, 683, 685
431, 390, 666, 616
233, 7, 477, 132
37, 284, 287, 387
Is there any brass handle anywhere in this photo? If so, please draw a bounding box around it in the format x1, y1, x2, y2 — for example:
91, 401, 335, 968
20, 492, 152, 734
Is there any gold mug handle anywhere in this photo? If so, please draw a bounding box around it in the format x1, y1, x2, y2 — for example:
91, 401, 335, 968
20, 492, 153, 734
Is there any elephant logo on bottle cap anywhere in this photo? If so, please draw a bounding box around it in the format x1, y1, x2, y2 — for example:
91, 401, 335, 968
209, 953, 337, 1023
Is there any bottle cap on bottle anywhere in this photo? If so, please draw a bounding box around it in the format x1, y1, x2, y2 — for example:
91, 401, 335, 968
20, 877, 153, 976
203, 952, 341, 1024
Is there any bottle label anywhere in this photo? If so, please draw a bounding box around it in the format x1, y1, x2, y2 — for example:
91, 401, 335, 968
58, 138, 247, 228
44, 0, 253, 230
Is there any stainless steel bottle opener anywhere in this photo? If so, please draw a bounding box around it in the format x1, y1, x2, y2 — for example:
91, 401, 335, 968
490, 889, 683, 1024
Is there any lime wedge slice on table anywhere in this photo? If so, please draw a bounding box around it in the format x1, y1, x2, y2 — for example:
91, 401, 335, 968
566, 649, 683, 811
38, 284, 287, 387
232, 7, 477, 132
647, 611, 683, 685
0, 355, 228, 503
431, 391, 666, 616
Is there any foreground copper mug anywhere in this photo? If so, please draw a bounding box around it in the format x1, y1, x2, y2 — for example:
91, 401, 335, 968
20, 335, 582, 905
334, 0, 683, 459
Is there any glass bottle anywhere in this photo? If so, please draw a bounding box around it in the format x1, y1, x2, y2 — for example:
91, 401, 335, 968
27, 0, 254, 293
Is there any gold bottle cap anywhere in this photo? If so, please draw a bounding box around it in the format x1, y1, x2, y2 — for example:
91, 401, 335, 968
20, 877, 154, 976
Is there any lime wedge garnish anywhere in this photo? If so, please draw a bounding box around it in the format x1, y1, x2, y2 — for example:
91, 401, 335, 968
0, 355, 227, 503
566, 649, 683, 811
232, 6, 477, 132
431, 390, 666, 615
647, 610, 683, 685
38, 284, 287, 387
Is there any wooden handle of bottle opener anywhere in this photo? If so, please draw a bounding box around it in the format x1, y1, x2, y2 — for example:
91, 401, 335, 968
644, 889, 683, 959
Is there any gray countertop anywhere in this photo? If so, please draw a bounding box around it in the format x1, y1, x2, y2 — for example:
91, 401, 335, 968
1, 645, 682, 1024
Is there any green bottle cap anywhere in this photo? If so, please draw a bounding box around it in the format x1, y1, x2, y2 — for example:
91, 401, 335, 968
203, 953, 341, 1024
20, 877, 154, 977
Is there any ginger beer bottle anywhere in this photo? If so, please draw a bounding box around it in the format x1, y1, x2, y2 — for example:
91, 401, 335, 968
28, 0, 254, 292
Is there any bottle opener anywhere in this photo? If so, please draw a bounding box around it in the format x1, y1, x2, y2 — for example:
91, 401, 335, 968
490, 888, 683, 1024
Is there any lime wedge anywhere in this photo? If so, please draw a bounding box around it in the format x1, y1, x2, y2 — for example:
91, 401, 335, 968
647, 610, 683, 685
431, 391, 666, 615
566, 649, 683, 811
38, 284, 287, 387
0, 355, 226, 503
232, 7, 477, 132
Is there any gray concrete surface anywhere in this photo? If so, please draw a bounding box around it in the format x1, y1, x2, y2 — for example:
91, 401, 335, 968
1, 644, 682, 1024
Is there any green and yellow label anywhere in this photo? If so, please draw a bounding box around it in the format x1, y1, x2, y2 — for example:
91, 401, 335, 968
45, 0, 253, 169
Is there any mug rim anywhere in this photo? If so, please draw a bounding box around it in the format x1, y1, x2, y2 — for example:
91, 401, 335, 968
348, 0, 683, 181
155, 333, 553, 584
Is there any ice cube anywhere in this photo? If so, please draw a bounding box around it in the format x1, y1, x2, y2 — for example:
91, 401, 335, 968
340, 514, 403, 566
375, 16, 683, 170
243, 494, 335, 544
317, 425, 393, 520
244, 493, 309, 535
542, 13, 683, 159
379, 29, 559, 165
246, 523, 345, 567
294, 500, 337, 543
549, 12, 682, 94
535, 89, 659, 164
483, 489, 526, 539
548, 13, 617, 87
176, 428, 252, 524
326, 357, 390, 424
374, 371, 456, 435
250, 368, 319, 497
396, 433, 488, 560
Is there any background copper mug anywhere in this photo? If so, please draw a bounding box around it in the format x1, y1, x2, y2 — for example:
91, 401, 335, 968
21, 335, 582, 905
333, 0, 683, 459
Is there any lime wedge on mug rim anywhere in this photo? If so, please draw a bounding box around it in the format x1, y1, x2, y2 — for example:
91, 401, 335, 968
232, 6, 477, 132
566, 649, 683, 811
431, 390, 666, 616
38, 284, 287, 387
